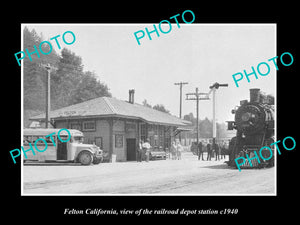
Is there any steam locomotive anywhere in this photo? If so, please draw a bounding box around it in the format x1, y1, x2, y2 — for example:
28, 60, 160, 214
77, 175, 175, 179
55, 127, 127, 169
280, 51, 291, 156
227, 88, 275, 168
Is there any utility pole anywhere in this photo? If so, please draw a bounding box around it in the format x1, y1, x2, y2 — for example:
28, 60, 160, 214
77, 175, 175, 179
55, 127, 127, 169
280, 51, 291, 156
186, 88, 209, 159
174, 82, 188, 118
208, 82, 228, 151
40, 63, 57, 128
174, 82, 188, 142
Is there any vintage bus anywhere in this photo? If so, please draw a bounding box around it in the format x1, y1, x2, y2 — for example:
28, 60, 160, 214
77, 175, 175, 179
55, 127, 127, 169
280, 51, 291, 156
23, 128, 103, 165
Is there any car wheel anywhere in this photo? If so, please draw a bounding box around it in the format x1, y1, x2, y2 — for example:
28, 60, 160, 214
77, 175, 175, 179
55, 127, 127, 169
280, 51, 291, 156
78, 151, 93, 165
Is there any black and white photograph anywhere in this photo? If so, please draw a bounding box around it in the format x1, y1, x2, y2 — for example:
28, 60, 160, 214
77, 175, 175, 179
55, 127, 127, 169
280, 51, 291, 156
21, 23, 276, 195
4, 5, 298, 221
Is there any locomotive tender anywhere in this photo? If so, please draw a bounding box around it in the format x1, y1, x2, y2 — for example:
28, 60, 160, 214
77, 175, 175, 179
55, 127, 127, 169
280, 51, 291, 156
227, 88, 275, 168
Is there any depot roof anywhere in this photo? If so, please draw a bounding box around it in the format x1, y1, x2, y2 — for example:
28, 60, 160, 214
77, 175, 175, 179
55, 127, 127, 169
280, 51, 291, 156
30, 97, 191, 127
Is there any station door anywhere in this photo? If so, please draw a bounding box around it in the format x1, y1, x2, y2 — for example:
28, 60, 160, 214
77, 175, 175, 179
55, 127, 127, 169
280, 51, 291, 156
126, 138, 136, 161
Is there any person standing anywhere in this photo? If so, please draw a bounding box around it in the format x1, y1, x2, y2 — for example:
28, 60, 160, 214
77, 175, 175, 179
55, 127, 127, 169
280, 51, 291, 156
220, 141, 225, 160
215, 142, 220, 161
198, 141, 204, 160
206, 142, 212, 161
137, 140, 143, 162
171, 141, 177, 160
143, 138, 151, 162
177, 142, 182, 160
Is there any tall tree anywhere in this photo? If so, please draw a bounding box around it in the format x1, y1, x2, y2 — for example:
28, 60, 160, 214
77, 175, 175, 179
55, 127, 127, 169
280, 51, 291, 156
183, 112, 232, 139
142, 99, 152, 108
51, 48, 84, 108
23, 26, 112, 127
142, 100, 170, 114
72, 71, 111, 104
199, 117, 213, 138
153, 104, 170, 114
183, 113, 196, 124
23, 27, 59, 111
51, 48, 111, 109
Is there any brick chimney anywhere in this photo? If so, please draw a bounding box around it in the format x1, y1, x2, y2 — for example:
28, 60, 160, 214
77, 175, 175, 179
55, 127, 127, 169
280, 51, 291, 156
129, 89, 135, 104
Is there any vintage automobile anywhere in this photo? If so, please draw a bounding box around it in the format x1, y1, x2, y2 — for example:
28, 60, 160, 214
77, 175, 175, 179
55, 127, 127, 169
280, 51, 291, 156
23, 128, 103, 165
150, 146, 167, 160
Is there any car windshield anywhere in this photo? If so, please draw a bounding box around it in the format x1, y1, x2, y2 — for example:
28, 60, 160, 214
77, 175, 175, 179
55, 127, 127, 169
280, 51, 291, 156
72, 136, 84, 144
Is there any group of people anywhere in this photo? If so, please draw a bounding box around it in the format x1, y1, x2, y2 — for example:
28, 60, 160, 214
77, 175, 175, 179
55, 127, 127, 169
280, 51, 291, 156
170, 141, 183, 160
197, 141, 226, 161
136, 138, 227, 162
137, 139, 151, 162
136, 139, 184, 162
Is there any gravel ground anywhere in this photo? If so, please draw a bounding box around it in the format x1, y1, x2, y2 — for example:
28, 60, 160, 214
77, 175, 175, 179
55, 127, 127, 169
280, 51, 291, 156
22, 152, 275, 195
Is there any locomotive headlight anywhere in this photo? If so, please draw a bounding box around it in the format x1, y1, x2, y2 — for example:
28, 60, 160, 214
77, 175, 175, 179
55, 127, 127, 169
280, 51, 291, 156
235, 103, 266, 134
241, 112, 251, 121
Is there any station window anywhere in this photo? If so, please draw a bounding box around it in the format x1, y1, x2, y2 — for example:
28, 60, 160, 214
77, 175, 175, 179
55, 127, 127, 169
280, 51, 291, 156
95, 137, 103, 149
159, 126, 163, 136
82, 121, 96, 131
159, 126, 164, 147
141, 124, 146, 142
70, 122, 81, 131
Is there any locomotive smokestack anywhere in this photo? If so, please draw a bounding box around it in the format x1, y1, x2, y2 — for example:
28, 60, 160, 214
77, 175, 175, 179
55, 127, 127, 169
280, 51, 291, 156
250, 88, 260, 103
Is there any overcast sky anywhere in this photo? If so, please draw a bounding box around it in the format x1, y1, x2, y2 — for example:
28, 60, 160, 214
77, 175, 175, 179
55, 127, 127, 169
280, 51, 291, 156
23, 24, 276, 123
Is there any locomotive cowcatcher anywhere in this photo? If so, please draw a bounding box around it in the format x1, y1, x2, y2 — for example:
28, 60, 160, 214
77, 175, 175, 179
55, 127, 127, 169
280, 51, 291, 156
227, 88, 275, 169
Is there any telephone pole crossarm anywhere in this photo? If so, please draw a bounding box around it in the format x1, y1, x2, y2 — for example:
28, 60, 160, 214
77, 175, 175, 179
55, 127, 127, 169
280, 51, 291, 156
186, 93, 209, 101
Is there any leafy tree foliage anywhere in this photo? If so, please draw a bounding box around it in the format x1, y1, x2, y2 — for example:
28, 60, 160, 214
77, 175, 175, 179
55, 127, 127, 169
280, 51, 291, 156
142, 99, 152, 108
142, 99, 170, 114
183, 113, 229, 139
23, 27, 111, 127
152, 104, 170, 114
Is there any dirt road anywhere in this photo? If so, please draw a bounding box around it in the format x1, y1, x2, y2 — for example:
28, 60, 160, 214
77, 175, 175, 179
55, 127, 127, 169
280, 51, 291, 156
22, 152, 275, 195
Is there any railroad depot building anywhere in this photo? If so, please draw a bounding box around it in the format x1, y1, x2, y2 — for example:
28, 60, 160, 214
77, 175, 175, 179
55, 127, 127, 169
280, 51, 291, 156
30, 92, 191, 162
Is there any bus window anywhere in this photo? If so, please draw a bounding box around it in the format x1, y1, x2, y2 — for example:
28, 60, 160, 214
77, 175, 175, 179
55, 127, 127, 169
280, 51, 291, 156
28, 136, 55, 146
34, 136, 48, 145
45, 136, 55, 145
72, 136, 84, 144
31, 136, 40, 143
23, 135, 32, 145
58, 135, 70, 142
